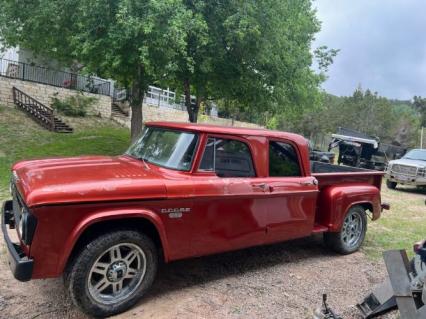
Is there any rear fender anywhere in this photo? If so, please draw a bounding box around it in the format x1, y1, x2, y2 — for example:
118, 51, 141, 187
57, 208, 169, 275
318, 185, 381, 232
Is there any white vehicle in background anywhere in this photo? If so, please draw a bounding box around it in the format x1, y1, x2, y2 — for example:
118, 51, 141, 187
385, 149, 426, 189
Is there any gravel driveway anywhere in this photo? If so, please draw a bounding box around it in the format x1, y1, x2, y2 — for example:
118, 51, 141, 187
0, 235, 398, 319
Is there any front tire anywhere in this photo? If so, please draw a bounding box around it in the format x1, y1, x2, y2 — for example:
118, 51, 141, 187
386, 180, 397, 189
65, 230, 158, 317
324, 205, 367, 255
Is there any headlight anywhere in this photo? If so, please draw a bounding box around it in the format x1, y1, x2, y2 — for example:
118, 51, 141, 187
418, 167, 426, 177
17, 209, 37, 245
18, 213, 25, 236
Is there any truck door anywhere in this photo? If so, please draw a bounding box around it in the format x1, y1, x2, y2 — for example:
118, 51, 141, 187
189, 136, 269, 256
264, 140, 319, 244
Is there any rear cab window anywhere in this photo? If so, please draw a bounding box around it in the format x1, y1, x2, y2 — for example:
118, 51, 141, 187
199, 137, 256, 177
269, 141, 301, 177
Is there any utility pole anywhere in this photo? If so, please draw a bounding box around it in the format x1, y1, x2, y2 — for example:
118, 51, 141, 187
421, 126, 425, 149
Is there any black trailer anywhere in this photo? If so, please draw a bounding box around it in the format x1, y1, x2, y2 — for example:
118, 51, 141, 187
328, 128, 406, 171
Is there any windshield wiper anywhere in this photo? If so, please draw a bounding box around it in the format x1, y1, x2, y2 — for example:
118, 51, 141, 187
138, 156, 151, 170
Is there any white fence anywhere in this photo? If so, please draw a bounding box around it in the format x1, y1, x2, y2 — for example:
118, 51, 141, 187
115, 85, 218, 116
144, 86, 189, 111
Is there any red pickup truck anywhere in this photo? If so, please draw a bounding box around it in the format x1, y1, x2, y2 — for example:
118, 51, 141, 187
2, 122, 388, 316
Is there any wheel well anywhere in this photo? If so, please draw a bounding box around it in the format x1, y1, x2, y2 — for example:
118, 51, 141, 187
358, 202, 373, 213
66, 218, 164, 271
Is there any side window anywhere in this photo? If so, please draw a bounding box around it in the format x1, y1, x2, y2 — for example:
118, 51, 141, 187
269, 141, 301, 177
199, 137, 255, 177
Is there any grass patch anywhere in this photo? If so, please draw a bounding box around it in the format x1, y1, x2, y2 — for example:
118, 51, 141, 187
363, 184, 426, 260
0, 106, 130, 199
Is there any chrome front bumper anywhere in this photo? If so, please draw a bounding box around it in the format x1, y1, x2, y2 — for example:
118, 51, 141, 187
1, 200, 33, 281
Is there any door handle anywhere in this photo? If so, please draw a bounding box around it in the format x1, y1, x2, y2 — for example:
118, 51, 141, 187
252, 183, 269, 191
299, 179, 318, 186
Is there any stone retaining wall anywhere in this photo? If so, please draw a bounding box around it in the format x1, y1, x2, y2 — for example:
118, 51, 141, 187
0, 76, 261, 129
0, 76, 111, 118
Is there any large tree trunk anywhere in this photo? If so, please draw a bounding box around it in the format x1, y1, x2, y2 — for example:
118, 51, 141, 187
129, 68, 145, 142
184, 78, 200, 123
130, 101, 143, 143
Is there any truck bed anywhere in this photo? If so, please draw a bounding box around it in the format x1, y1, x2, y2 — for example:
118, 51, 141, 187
311, 161, 384, 190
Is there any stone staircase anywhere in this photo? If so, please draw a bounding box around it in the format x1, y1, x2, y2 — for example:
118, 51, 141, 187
12, 87, 73, 133
111, 103, 129, 118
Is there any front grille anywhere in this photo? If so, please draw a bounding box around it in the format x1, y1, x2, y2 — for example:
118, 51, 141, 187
391, 164, 418, 176
11, 182, 25, 221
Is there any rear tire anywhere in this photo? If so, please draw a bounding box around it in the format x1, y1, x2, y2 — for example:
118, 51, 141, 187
64, 230, 158, 317
324, 205, 367, 255
386, 180, 397, 189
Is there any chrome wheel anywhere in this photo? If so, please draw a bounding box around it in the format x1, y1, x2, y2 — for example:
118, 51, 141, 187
88, 243, 146, 305
342, 210, 364, 248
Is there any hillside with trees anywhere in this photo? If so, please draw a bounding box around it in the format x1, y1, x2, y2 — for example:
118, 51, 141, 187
301, 88, 421, 147
0, 0, 422, 146
223, 86, 421, 148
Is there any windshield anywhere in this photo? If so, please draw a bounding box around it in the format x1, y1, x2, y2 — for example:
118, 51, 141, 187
126, 127, 199, 171
403, 149, 426, 161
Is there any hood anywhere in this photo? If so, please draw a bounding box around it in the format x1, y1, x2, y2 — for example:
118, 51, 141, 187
390, 158, 426, 168
12, 155, 167, 207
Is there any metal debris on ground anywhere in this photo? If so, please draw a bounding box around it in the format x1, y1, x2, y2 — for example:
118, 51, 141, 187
313, 294, 343, 319
357, 239, 426, 319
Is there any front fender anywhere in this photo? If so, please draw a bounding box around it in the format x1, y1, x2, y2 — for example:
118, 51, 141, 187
57, 208, 170, 275
317, 184, 381, 232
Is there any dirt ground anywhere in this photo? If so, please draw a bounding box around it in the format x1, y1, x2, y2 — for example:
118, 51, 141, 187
1, 234, 401, 319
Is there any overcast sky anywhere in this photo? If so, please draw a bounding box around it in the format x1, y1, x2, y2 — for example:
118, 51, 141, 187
313, 0, 426, 100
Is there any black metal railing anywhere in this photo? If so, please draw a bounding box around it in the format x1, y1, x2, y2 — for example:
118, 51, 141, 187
0, 58, 111, 96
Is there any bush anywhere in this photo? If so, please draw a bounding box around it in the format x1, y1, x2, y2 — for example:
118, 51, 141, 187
51, 93, 98, 117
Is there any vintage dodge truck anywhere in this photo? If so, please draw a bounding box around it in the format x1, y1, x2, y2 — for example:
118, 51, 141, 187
2, 122, 388, 317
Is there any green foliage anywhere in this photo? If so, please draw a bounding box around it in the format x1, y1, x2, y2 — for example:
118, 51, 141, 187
0, 0, 188, 88
314, 46, 340, 77
413, 96, 426, 127
211, 0, 328, 125
0, 0, 332, 129
50, 93, 97, 117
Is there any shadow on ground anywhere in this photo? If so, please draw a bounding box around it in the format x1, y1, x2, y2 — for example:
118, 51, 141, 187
144, 235, 333, 301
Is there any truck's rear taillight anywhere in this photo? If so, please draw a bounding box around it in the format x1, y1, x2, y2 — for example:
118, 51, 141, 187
381, 202, 390, 211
